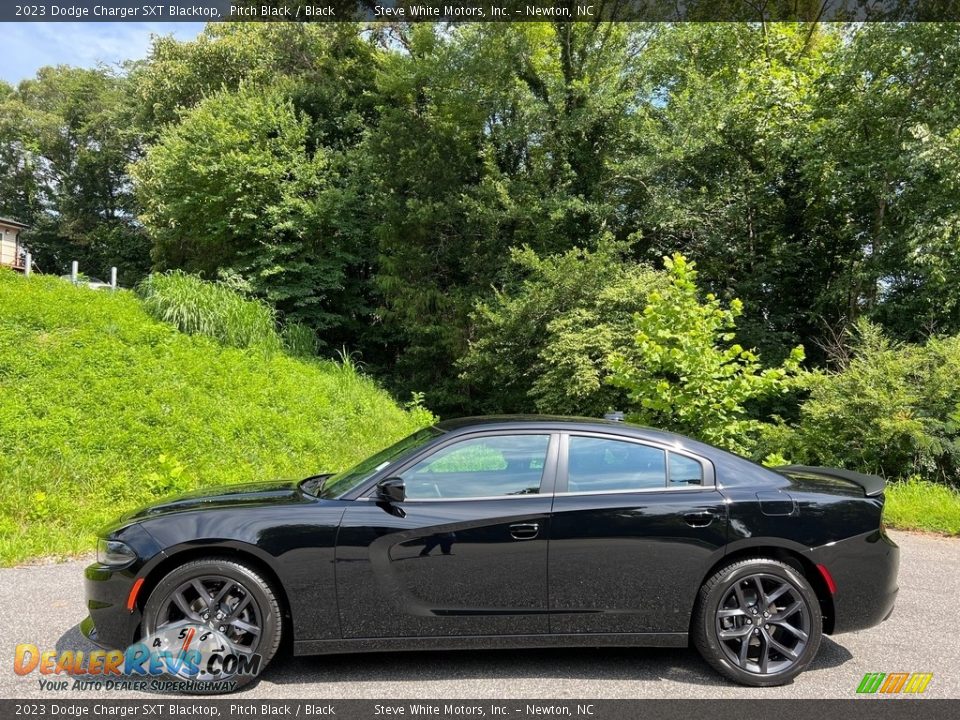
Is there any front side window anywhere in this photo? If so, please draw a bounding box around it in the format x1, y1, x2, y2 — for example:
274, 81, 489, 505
318, 426, 445, 498
567, 436, 667, 492
401, 434, 551, 499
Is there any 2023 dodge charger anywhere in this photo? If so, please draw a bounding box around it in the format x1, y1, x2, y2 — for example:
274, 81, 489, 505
82, 416, 899, 689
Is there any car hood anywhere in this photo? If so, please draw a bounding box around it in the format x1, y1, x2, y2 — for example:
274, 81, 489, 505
120, 479, 308, 521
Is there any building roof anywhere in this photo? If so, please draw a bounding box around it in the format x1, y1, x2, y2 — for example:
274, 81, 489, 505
0, 217, 29, 229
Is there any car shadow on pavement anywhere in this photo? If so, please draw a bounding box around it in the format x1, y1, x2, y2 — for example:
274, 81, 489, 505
261, 637, 854, 690
56, 622, 99, 654
54, 623, 853, 693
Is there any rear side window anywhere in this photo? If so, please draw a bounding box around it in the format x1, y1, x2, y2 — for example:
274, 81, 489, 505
669, 453, 704, 486
567, 436, 666, 492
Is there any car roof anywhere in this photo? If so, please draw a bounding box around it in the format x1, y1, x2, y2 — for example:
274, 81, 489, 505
434, 415, 697, 448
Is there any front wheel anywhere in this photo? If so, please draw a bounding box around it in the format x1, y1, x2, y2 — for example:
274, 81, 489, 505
142, 558, 282, 693
692, 558, 822, 686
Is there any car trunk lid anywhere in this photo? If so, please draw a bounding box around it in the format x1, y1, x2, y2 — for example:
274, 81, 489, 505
776, 465, 886, 497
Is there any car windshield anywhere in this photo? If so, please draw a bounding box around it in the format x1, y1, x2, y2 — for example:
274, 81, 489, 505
313, 426, 445, 499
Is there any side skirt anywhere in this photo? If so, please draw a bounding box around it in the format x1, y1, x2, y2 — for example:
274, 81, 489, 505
294, 632, 688, 656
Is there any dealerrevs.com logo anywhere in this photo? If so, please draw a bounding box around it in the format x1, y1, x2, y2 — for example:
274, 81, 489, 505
14, 623, 262, 693
856, 672, 934, 695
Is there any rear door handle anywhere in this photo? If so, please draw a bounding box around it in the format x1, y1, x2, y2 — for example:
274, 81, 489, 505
509, 523, 540, 540
684, 511, 714, 528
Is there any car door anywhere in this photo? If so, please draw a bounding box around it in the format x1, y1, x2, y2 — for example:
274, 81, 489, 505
336, 431, 558, 638
548, 432, 728, 635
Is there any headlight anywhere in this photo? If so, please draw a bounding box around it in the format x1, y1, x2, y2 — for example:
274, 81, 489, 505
97, 539, 137, 567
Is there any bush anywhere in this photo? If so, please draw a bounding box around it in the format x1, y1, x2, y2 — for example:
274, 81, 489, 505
0, 269, 433, 565
607, 254, 805, 455
461, 246, 803, 455
459, 237, 668, 415
768, 321, 960, 485
138, 271, 281, 352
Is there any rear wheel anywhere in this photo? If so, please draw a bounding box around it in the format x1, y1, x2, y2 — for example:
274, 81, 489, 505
142, 558, 282, 693
692, 558, 822, 686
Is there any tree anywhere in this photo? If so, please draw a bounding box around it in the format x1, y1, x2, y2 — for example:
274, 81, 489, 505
131, 24, 382, 349
808, 24, 960, 341
459, 237, 667, 415
625, 24, 839, 363
0, 67, 148, 282
365, 22, 656, 411
0, 81, 40, 225
629, 23, 960, 360
133, 22, 378, 147
608, 254, 805, 454
131, 84, 365, 346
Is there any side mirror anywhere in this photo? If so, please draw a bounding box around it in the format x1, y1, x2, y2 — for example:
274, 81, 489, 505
376, 477, 406, 504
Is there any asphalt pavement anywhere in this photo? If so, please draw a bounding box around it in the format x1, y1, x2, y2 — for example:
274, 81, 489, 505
1, 530, 957, 699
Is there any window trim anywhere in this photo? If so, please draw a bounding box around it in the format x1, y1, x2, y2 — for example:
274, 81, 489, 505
357, 430, 561, 503
555, 431, 715, 496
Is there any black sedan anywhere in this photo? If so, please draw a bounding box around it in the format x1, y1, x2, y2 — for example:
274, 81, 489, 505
82, 416, 899, 689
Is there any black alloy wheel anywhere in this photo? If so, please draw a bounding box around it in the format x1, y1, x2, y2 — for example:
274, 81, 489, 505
142, 558, 282, 692
693, 558, 823, 686
715, 573, 811, 674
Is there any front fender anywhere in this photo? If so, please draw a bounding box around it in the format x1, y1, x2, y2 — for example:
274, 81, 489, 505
135, 504, 345, 642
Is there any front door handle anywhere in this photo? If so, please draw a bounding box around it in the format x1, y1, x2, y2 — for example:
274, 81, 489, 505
684, 511, 714, 528
509, 523, 540, 540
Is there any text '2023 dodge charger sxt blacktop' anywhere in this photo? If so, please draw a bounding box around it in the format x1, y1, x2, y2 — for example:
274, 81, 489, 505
82, 416, 898, 690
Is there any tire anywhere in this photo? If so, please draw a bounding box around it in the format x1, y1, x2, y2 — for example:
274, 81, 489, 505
142, 557, 282, 694
692, 557, 822, 687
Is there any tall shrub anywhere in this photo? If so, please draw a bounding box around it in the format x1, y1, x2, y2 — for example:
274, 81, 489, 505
777, 322, 960, 484
607, 254, 805, 454
458, 238, 667, 415
138, 271, 281, 352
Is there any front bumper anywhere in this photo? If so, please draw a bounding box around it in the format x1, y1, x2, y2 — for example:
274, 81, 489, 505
810, 527, 899, 634
80, 522, 163, 650
81, 562, 143, 649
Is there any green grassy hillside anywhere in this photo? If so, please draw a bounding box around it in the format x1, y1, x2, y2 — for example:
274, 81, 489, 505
0, 270, 433, 565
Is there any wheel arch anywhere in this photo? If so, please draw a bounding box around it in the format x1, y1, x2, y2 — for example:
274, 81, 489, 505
134, 542, 294, 647
697, 544, 836, 634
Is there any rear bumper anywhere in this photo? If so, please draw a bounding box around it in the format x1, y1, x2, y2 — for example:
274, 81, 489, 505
810, 527, 899, 634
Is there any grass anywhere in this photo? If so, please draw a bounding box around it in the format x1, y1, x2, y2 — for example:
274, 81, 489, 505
138, 271, 282, 352
885, 478, 960, 536
0, 269, 433, 566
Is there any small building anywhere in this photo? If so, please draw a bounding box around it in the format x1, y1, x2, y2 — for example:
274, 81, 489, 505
0, 217, 30, 272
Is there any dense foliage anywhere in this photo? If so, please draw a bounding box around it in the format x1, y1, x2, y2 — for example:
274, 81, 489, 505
0, 67, 147, 284
3, 22, 960, 500
462, 246, 804, 454
0, 270, 432, 565
608, 255, 805, 454
763, 322, 960, 485
459, 238, 667, 416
